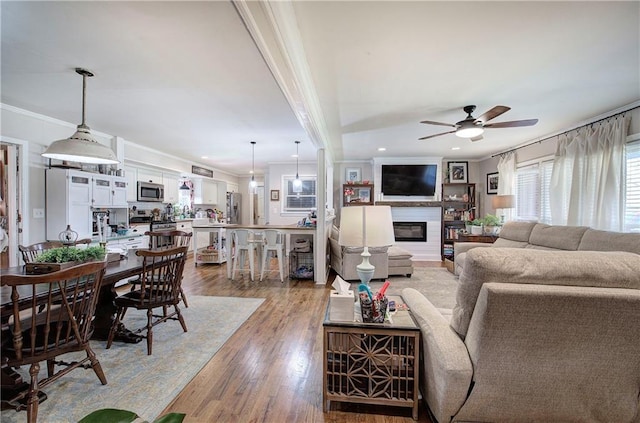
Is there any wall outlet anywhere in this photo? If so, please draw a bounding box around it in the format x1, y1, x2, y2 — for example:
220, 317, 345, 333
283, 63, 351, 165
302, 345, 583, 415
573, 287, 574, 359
33, 208, 45, 218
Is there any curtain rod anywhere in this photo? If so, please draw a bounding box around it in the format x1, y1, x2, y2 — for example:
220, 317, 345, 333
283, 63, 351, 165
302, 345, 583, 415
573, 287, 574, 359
491, 105, 640, 158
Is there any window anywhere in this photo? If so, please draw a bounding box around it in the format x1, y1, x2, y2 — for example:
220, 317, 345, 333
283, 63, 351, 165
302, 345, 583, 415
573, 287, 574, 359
514, 159, 553, 223
625, 140, 640, 232
282, 176, 316, 213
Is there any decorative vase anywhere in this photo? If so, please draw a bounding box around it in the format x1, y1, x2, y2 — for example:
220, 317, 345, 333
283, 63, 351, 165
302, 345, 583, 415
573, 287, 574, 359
471, 225, 483, 235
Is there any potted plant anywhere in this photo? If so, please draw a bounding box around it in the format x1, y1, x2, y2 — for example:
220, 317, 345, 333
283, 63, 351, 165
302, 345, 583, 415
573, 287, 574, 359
470, 218, 484, 235
482, 214, 502, 235
27, 246, 106, 274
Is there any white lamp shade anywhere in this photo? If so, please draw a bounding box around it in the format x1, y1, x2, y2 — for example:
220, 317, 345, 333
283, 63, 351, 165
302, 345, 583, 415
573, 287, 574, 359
338, 205, 395, 247
42, 125, 119, 164
492, 194, 515, 209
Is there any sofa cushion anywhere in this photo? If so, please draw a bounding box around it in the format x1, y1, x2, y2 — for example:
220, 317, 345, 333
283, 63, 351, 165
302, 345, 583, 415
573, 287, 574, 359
492, 238, 528, 248
331, 225, 340, 241
451, 248, 640, 338
578, 228, 640, 254
496, 221, 537, 242
528, 223, 588, 250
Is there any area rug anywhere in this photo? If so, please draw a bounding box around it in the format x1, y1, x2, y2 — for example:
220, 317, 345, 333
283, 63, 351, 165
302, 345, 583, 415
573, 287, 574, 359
1, 295, 264, 423
350, 267, 459, 310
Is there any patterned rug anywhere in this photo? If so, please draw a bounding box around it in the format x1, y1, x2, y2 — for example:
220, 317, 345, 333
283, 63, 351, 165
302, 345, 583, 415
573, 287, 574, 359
1, 295, 264, 423
350, 267, 459, 310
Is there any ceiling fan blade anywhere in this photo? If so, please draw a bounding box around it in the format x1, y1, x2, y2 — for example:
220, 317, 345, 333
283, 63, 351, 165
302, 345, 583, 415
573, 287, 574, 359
470, 135, 483, 142
476, 105, 510, 124
420, 120, 457, 128
484, 119, 539, 128
418, 130, 456, 140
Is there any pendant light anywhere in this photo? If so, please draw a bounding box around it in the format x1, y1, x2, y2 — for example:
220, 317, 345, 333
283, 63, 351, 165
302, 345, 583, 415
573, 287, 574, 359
293, 140, 302, 192
179, 180, 190, 190
42, 68, 119, 164
249, 141, 257, 188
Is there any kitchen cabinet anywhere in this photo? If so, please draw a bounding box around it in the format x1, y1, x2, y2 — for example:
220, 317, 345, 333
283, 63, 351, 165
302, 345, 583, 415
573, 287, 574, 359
125, 165, 137, 202
46, 169, 93, 240
163, 174, 180, 204
92, 174, 128, 207
193, 179, 218, 205
137, 168, 163, 185
226, 182, 239, 193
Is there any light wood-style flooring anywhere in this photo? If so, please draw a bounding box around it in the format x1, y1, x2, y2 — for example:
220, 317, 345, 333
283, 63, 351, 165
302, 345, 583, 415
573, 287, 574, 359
160, 256, 441, 422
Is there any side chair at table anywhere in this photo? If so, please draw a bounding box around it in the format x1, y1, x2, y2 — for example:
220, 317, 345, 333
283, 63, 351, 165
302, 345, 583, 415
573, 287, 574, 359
1, 261, 108, 423
106, 246, 189, 355
18, 241, 64, 264
144, 230, 193, 308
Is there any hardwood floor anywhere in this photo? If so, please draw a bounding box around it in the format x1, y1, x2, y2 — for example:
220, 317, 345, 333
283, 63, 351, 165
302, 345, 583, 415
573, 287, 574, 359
160, 257, 441, 422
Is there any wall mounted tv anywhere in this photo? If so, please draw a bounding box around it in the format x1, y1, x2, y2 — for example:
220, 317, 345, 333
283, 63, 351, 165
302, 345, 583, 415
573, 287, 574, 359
381, 164, 438, 196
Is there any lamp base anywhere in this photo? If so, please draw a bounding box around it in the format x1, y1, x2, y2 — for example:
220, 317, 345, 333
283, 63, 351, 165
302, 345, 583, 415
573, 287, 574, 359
356, 247, 375, 286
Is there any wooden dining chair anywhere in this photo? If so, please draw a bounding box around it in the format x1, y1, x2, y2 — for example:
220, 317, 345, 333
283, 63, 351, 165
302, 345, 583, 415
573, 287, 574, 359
1, 261, 108, 423
18, 241, 64, 264
143, 230, 192, 307
106, 246, 188, 355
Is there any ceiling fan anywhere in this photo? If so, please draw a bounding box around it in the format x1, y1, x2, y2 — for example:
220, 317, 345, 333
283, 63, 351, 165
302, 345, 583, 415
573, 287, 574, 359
419, 105, 538, 142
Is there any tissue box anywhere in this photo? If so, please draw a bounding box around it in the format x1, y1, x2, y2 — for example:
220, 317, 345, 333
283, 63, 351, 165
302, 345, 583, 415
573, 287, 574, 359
329, 290, 355, 322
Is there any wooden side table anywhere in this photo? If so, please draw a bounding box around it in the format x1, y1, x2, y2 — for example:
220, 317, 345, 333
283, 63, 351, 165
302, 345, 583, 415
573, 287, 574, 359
322, 295, 420, 420
456, 233, 498, 243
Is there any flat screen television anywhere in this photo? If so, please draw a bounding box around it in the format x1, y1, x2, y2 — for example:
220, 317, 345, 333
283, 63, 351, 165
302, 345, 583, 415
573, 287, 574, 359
381, 164, 438, 196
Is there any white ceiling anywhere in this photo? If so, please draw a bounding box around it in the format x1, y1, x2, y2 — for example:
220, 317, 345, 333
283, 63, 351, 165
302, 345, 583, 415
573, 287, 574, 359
2, 1, 639, 177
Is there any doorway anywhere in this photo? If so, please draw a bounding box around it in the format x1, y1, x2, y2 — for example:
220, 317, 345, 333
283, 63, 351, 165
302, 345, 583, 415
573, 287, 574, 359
0, 142, 23, 268
252, 185, 265, 225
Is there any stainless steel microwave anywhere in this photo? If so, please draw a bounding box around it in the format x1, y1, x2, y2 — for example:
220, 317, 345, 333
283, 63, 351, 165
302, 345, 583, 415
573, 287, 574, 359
137, 181, 164, 202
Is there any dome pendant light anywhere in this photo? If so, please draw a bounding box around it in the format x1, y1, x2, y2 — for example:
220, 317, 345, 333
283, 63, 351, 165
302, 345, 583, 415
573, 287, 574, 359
42, 68, 118, 164
293, 141, 302, 192
249, 141, 257, 189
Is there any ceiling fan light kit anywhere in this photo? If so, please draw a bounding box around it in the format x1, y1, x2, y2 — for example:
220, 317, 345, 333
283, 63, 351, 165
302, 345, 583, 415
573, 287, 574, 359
419, 104, 538, 142
42, 68, 119, 165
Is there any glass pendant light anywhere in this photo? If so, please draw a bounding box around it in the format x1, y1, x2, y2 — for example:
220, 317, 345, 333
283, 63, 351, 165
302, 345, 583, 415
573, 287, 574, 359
42, 68, 119, 164
293, 141, 302, 192
249, 141, 257, 188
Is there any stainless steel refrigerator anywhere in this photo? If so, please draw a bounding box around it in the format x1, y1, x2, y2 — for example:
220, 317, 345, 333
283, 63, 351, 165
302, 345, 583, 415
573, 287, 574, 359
226, 192, 241, 224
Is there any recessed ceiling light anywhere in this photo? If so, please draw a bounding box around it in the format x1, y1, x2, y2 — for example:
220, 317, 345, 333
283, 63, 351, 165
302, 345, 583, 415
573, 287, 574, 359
292, 154, 299, 158
201, 156, 208, 159
249, 170, 254, 174
451, 147, 461, 150
378, 147, 386, 151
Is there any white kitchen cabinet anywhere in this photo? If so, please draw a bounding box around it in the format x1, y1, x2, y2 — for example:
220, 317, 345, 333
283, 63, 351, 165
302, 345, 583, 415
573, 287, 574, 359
163, 174, 180, 205
226, 182, 239, 193
46, 169, 93, 240
92, 175, 128, 207
193, 179, 218, 205
137, 168, 163, 185
125, 165, 138, 202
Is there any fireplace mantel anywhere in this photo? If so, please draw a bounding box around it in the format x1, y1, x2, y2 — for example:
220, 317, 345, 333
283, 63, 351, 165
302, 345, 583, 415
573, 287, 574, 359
375, 201, 443, 207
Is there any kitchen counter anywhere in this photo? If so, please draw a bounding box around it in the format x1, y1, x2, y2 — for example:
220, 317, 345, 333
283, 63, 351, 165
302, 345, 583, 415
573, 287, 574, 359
91, 233, 145, 243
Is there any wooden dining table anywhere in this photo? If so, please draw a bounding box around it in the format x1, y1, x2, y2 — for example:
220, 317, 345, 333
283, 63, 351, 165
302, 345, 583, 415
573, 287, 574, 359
1, 254, 152, 342
1, 255, 156, 412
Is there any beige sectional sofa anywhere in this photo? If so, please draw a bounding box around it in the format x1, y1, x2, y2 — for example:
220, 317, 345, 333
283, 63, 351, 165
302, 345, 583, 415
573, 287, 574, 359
403, 225, 640, 423
454, 221, 640, 275
328, 225, 413, 280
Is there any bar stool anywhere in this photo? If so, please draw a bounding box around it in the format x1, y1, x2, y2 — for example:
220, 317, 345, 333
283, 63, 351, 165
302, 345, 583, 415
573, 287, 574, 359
260, 229, 285, 282
231, 229, 257, 280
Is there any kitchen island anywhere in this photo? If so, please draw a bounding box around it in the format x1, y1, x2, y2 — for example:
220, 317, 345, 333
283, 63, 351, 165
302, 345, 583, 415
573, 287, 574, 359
191, 223, 318, 282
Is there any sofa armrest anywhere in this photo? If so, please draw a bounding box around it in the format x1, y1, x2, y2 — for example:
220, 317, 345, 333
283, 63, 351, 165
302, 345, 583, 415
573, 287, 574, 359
402, 288, 473, 423
453, 241, 491, 257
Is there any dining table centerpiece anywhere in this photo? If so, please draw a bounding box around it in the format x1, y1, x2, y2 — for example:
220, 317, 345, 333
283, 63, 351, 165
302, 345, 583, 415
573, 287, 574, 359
26, 245, 106, 274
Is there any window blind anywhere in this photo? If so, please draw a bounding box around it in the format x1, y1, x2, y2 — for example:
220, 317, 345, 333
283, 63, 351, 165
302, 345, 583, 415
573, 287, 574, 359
625, 140, 640, 232
515, 164, 540, 221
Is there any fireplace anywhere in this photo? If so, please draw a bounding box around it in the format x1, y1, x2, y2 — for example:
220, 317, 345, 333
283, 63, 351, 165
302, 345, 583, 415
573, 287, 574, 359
393, 222, 427, 242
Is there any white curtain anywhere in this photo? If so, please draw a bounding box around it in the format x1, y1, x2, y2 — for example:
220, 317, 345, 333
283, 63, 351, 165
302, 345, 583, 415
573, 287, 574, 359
497, 151, 516, 221
549, 115, 630, 231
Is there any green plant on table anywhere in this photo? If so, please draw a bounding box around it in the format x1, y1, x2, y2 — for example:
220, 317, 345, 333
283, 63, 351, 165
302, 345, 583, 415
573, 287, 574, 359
35, 246, 106, 263
470, 218, 484, 226
79, 409, 185, 423
482, 214, 501, 227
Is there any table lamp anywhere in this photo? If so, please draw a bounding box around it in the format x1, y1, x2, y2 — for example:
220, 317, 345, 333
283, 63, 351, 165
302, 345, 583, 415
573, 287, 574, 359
338, 205, 395, 285
492, 195, 515, 223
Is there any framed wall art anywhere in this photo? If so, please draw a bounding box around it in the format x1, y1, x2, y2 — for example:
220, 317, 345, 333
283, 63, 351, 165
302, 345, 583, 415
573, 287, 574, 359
345, 167, 361, 182
447, 161, 468, 184
270, 190, 280, 201
486, 172, 499, 195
